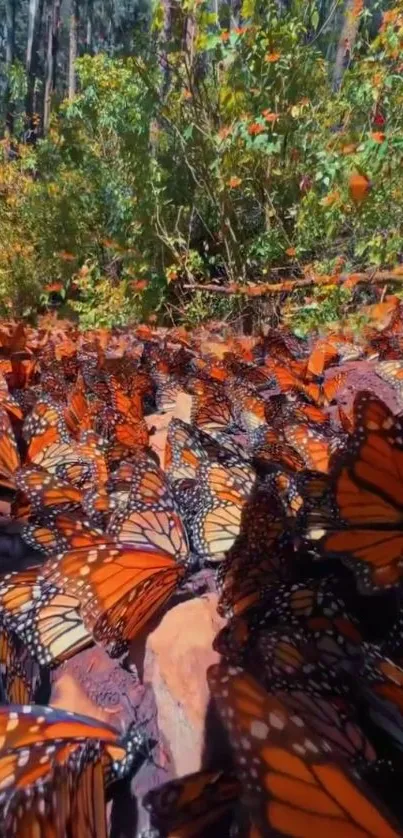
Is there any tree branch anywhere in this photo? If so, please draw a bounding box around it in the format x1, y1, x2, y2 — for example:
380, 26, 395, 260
183, 270, 403, 296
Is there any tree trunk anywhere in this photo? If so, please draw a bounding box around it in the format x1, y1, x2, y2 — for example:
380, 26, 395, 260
43, 0, 61, 133
68, 0, 80, 99
332, 0, 362, 90
4, 0, 16, 135
26, 0, 45, 138
85, 0, 94, 54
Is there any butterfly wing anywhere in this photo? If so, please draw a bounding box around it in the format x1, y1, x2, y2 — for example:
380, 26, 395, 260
208, 664, 399, 838
41, 544, 184, 647
306, 392, 403, 592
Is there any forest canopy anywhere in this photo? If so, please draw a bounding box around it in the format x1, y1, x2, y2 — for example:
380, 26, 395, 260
0, 0, 402, 331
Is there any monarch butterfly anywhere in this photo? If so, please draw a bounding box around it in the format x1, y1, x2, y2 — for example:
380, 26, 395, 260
24, 397, 108, 488
265, 359, 309, 399
208, 664, 400, 838
284, 424, 334, 473
261, 327, 303, 363
155, 378, 183, 412
98, 405, 149, 459
15, 467, 83, 515
0, 566, 93, 666
306, 391, 403, 593
234, 361, 276, 391
41, 542, 185, 649
0, 704, 149, 837
0, 626, 42, 704
322, 370, 350, 405
188, 378, 237, 435
109, 507, 189, 564
0, 407, 20, 490
187, 461, 256, 562
220, 576, 363, 661
23, 396, 70, 455
144, 769, 241, 837
106, 452, 190, 563
214, 621, 357, 697
358, 643, 403, 751
305, 338, 341, 381
375, 360, 403, 397
252, 429, 307, 473
64, 373, 92, 437
276, 689, 376, 768
226, 381, 268, 434
217, 482, 294, 618
0, 373, 23, 422
165, 418, 247, 482
21, 512, 106, 556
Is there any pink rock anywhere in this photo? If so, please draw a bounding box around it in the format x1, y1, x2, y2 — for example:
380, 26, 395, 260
50, 646, 142, 729
50, 644, 167, 834
143, 593, 225, 776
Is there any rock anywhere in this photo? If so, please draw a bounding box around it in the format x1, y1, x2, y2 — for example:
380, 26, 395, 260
50, 645, 167, 836
142, 593, 225, 777
50, 645, 142, 727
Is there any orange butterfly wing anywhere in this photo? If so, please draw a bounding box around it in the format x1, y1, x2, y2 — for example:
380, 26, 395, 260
307, 392, 403, 591
208, 664, 399, 838
42, 544, 185, 646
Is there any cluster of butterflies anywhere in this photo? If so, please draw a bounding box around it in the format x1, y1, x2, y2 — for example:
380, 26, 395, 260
1, 304, 403, 835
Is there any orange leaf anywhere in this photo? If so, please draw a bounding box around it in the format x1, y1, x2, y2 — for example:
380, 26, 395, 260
129, 280, 148, 291
57, 251, 75, 262
320, 190, 341, 207
285, 247, 296, 257
265, 52, 280, 62
44, 282, 63, 293
220, 31, 230, 41
248, 123, 266, 135
371, 131, 386, 143
341, 143, 358, 154
343, 273, 361, 290
227, 176, 242, 188
262, 109, 279, 123
348, 172, 372, 204
218, 126, 232, 140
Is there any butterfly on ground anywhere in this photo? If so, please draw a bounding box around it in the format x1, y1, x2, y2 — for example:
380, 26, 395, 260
208, 663, 400, 837
184, 460, 256, 562
107, 452, 190, 564
40, 540, 185, 652
357, 642, 403, 752
217, 480, 294, 618
0, 564, 93, 666
305, 391, 403, 593
0, 704, 150, 836
144, 769, 241, 837
0, 625, 43, 704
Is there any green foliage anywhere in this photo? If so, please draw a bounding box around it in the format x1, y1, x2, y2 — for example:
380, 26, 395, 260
69, 264, 141, 329
287, 285, 354, 337
0, 1, 402, 327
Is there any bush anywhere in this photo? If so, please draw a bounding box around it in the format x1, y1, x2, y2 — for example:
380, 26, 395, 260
0, 1, 402, 326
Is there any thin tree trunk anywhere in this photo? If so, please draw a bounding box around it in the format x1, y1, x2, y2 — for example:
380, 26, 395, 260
26, 0, 45, 138
5, 0, 16, 135
68, 0, 79, 99
332, 0, 362, 90
43, 0, 61, 133
85, 0, 94, 53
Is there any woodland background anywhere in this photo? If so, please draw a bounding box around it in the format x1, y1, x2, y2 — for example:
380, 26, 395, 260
0, 0, 402, 332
